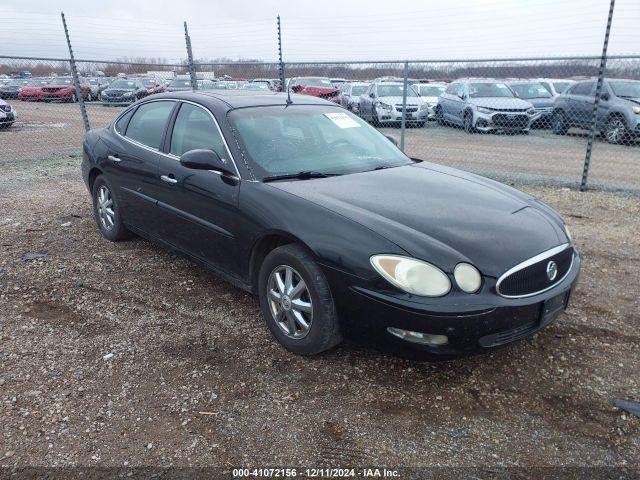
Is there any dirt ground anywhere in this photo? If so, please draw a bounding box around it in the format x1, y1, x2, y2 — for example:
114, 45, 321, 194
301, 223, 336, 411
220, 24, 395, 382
0, 155, 639, 475
2, 100, 639, 193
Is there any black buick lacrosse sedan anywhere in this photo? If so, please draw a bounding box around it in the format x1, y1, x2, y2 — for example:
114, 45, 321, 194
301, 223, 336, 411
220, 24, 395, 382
81, 90, 580, 356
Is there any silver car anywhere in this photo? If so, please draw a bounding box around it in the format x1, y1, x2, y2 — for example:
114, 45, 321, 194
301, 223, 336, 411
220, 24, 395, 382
436, 78, 537, 133
0, 98, 16, 129
338, 82, 370, 113
412, 83, 447, 119
359, 82, 429, 127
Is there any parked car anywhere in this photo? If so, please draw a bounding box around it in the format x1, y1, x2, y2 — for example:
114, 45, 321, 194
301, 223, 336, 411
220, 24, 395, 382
41, 77, 92, 102
0, 79, 30, 99
166, 77, 194, 92
536, 78, 575, 97
0, 99, 16, 128
140, 78, 166, 96
552, 78, 640, 144
88, 77, 111, 100
412, 83, 447, 119
240, 82, 271, 91
81, 91, 579, 357
330, 78, 348, 86
338, 82, 370, 112
287, 77, 340, 103
250, 79, 277, 91
507, 80, 556, 128
359, 82, 428, 127
17, 78, 50, 101
435, 79, 536, 133
101, 79, 149, 105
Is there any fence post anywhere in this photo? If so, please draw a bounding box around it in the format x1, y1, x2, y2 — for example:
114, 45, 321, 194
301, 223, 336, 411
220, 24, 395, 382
400, 61, 409, 151
277, 15, 286, 92
184, 21, 198, 90
580, 0, 616, 191
61, 12, 90, 133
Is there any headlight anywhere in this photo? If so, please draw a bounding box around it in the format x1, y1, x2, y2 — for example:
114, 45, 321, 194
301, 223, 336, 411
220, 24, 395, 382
453, 263, 482, 294
376, 102, 392, 111
370, 255, 451, 297
632, 105, 640, 114
564, 224, 572, 243
477, 106, 493, 114
123, 91, 134, 97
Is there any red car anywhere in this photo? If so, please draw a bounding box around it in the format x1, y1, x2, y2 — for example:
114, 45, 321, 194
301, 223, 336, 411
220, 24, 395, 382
18, 79, 50, 101
288, 77, 340, 103
41, 77, 91, 102
140, 78, 166, 95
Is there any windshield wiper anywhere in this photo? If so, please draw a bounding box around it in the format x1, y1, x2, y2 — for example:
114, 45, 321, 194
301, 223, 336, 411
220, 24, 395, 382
262, 171, 340, 182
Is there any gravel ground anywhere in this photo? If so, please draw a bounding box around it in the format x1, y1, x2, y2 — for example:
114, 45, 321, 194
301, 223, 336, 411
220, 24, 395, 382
2, 100, 639, 193
0, 155, 639, 475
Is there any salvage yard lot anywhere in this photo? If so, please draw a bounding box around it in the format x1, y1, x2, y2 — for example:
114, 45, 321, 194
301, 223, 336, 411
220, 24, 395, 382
0, 156, 639, 469
2, 101, 639, 192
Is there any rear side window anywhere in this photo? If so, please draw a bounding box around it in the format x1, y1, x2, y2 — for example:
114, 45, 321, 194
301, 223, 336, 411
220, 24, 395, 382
115, 108, 134, 134
125, 101, 175, 149
571, 82, 595, 96
170, 103, 226, 158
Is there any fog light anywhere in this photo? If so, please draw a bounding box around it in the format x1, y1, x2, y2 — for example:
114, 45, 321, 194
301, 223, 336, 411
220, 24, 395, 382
387, 327, 449, 346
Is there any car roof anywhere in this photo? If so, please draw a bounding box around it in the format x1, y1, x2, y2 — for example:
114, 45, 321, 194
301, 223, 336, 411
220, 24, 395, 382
148, 90, 337, 109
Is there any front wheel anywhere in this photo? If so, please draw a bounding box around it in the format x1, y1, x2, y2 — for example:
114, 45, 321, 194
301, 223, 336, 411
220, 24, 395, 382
552, 111, 569, 135
258, 244, 342, 355
92, 175, 132, 242
603, 116, 629, 144
463, 112, 475, 133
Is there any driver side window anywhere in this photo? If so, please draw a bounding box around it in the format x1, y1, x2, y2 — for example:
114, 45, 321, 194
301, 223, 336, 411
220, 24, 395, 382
170, 103, 226, 159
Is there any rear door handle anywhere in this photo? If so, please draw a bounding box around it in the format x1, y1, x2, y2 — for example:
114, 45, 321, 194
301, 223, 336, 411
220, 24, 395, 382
108, 155, 121, 163
160, 175, 178, 185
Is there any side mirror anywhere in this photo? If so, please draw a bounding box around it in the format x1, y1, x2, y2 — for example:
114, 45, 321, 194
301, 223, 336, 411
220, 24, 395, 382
369, 92, 375, 98
600, 93, 610, 101
384, 135, 398, 146
180, 149, 235, 177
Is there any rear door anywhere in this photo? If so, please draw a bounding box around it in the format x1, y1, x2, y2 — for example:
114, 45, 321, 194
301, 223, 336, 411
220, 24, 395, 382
101, 100, 176, 234
567, 81, 595, 127
441, 83, 461, 123
154, 101, 242, 275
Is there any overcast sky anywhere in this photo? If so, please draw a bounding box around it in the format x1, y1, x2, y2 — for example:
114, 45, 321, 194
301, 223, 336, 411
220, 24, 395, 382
0, 0, 638, 62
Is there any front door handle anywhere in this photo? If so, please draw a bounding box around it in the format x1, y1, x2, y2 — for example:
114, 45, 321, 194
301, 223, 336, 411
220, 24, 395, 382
160, 174, 178, 185
108, 155, 121, 163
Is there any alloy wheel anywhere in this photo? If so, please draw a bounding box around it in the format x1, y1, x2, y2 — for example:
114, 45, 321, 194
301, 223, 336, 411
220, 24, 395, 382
605, 118, 626, 144
96, 185, 115, 230
267, 265, 313, 339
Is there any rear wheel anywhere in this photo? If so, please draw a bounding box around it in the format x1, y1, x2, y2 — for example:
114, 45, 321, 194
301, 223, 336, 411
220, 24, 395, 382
258, 244, 342, 355
552, 111, 569, 135
435, 105, 445, 125
91, 175, 132, 242
603, 115, 630, 144
70, 92, 78, 103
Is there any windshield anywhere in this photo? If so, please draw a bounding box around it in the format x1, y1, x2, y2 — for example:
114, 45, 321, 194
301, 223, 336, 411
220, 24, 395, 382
377, 84, 418, 97
292, 78, 333, 88
141, 79, 157, 86
510, 83, 552, 99
7, 80, 27, 86
109, 80, 138, 89
27, 80, 48, 86
417, 85, 446, 97
469, 83, 514, 98
609, 80, 640, 98
48, 78, 73, 86
229, 105, 412, 179
552, 82, 572, 93
351, 85, 368, 95
168, 79, 191, 88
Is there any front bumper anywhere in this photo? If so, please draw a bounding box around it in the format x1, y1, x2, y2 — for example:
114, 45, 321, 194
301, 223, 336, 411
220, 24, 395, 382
324, 250, 581, 357
0, 110, 16, 124
0, 91, 19, 99
474, 110, 536, 132
102, 96, 135, 105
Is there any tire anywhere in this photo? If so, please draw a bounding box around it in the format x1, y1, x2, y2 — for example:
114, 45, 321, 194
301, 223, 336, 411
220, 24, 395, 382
463, 112, 475, 134
258, 244, 342, 355
417, 121, 426, 128
603, 115, 629, 145
70, 92, 78, 103
91, 175, 132, 242
435, 106, 445, 125
552, 111, 569, 135
87, 92, 93, 102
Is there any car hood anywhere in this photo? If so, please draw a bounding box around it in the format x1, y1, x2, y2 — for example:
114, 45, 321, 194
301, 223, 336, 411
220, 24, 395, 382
468, 97, 532, 109
378, 96, 422, 106
526, 97, 555, 108
269, 162, 566, 277
298, 86, 339, 97
624, 97, 640, 105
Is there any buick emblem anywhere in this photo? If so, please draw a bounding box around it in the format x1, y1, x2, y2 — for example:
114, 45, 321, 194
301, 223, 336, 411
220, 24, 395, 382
546, 261, 558, 281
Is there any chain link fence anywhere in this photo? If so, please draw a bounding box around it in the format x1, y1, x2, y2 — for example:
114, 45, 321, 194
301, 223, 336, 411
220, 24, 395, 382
1, 15, 639, 194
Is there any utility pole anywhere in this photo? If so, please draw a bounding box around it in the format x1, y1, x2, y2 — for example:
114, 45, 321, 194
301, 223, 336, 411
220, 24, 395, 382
61, 12, 90, 132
